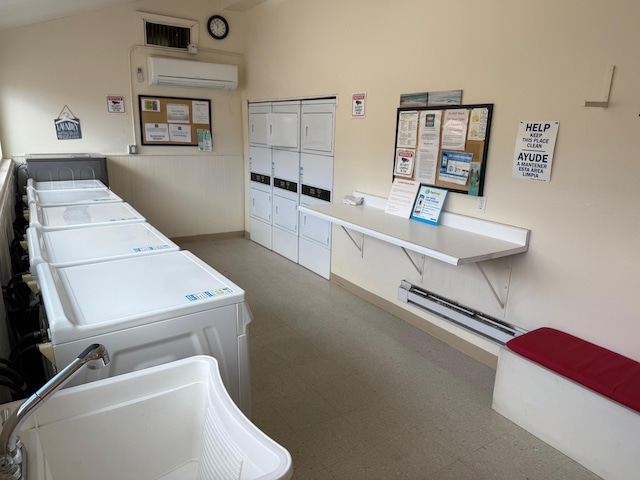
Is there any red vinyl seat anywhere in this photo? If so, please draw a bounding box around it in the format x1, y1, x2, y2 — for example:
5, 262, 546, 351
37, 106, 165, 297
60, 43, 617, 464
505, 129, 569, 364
506, 327, 640, 413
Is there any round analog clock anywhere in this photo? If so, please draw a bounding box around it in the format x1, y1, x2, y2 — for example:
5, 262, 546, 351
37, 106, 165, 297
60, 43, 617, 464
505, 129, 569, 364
207, 15, 229, 40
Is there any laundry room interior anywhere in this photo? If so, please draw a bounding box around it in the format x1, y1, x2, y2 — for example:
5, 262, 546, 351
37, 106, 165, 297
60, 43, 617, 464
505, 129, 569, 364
0, 1, 638, 479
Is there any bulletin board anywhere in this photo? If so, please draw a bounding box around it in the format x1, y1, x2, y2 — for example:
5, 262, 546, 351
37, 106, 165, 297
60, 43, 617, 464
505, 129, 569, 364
138, 95, 212, 146
392, 104, 494, 196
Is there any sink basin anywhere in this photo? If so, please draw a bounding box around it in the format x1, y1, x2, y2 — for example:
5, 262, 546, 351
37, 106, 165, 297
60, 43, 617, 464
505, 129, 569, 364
4, 356, 292, 480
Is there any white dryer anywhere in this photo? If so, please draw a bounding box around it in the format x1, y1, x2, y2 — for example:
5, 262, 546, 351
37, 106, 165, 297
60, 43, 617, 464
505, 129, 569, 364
35, 251, 253, 416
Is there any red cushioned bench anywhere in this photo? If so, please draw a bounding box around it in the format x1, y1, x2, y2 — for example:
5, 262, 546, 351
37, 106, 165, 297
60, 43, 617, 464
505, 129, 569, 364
493, 327, 640, 480
506, 327, 640, 413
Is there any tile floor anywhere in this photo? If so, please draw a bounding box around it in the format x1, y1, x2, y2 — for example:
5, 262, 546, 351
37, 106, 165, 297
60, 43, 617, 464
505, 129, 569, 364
178, 236, 602, 480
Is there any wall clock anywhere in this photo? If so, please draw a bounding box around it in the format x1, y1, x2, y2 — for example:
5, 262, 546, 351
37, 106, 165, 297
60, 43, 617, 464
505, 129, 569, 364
207, 15, 229, 40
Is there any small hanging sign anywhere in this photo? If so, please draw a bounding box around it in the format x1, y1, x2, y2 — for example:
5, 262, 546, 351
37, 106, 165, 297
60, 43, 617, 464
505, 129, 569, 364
351, 92, 366, 118
54, 105, 82, 140
106, 95, 126, 114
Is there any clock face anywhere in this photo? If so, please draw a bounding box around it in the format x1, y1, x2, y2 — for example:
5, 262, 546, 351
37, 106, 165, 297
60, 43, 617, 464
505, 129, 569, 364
207, 15, 229, 40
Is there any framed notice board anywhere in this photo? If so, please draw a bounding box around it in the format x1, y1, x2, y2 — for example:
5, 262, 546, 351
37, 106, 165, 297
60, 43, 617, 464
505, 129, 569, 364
392, 103, 493, 196
139, 95, 212, 146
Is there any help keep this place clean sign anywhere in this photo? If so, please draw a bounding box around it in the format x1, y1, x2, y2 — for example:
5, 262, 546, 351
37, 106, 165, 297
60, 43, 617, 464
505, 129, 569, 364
513, 121, 559, 182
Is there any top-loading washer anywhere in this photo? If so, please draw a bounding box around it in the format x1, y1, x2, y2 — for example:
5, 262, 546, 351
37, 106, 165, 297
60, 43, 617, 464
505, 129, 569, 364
26, 186, 122, 206
26, 178, 107, 191
26, 222, 180, 272
28, 202, 146, 231
35, 250, 252, 416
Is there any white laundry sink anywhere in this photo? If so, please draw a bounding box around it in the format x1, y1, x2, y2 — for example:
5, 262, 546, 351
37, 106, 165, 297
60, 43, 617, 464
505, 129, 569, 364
5, 356, 292, 480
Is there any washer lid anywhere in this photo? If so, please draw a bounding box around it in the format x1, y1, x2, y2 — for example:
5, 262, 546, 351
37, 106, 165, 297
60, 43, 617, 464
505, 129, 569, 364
27, 187, 122, 206
30, 202, 145, 230
27, 179, 107, 190
27, 222, 179, 269
37, 251, 246, 344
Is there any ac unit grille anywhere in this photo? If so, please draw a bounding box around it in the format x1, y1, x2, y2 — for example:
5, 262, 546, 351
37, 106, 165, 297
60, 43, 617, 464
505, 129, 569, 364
145, 22, 191, 50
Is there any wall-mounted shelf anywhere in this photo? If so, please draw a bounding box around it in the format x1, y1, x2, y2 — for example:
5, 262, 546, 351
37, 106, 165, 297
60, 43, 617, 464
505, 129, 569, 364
298, 193, 530, 266
299, 192, 530, 311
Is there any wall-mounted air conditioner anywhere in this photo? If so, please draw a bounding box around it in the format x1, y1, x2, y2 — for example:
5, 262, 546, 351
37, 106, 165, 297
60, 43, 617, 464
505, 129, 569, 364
147, 57, 238, 90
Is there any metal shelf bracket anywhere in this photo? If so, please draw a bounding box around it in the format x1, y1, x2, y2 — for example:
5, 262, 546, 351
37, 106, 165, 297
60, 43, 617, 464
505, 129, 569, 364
476, 262, 507, 311
583, 65, 615, 108
402, 247, 424, 277
341, 226, 364, 257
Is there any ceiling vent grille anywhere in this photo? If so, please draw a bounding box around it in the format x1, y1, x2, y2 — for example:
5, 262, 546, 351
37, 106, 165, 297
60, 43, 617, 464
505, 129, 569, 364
138, 12, 199, 52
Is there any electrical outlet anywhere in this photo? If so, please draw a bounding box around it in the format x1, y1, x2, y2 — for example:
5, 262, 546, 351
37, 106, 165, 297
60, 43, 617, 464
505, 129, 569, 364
128, 145, 138, 155
477, 196, 487, 213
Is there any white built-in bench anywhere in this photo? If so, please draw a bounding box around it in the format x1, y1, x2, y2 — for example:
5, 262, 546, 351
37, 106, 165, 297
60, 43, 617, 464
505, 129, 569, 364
493, 327, 640, 480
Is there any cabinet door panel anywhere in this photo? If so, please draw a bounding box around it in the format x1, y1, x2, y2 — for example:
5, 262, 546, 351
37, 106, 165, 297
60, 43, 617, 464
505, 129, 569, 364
301, 113, 334, 154
249, 103, 271, 146
250, 188, 271, 223
267, 113, 299, 148
299, 208, 331, 246
273, 194, 298, 233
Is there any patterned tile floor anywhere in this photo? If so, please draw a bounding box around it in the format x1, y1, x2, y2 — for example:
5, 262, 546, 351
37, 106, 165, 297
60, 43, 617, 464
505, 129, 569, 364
178, 236, 601, 480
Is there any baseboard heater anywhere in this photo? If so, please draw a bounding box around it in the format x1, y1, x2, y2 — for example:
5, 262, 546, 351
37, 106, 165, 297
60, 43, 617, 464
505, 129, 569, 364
398, 280, 526, 345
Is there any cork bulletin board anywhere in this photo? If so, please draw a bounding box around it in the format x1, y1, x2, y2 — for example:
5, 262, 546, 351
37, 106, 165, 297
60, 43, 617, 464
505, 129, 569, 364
139, 95, 212, 146
392, 104, 494, 196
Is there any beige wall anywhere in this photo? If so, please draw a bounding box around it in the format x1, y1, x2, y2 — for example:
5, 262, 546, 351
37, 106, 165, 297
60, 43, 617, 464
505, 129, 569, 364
241, 0, 640, 360
0, 0, 247, 235
0, 0, 639, 361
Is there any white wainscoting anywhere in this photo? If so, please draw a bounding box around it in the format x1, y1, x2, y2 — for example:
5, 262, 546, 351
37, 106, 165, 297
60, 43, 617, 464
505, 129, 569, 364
107, 155, 245, 238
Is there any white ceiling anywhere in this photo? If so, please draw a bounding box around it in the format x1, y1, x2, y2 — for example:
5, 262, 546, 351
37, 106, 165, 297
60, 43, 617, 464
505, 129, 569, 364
0, 0, 135, 32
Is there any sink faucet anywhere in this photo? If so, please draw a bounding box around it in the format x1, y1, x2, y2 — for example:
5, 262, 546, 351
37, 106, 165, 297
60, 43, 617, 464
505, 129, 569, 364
0, 343, 110, 480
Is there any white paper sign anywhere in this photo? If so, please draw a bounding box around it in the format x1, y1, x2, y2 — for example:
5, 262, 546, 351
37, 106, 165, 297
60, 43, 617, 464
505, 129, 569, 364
396, 111, 419, 147
169, 124, 192, 142
106, 95, 125, 114
441, 109, 469, 150
385, 178, 420, 218
144, 123, 169, 142
512, 121, 559, 182
192, 101, 210, 124
351, 92, 366, 118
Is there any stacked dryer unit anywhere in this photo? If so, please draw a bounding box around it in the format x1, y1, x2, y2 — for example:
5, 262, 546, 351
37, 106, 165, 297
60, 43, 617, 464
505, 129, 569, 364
248, 98, 336, 279
298, 99, 336, 280
248, 102, 273, 250
25, 179, 253, 416
270, 101, 301, 263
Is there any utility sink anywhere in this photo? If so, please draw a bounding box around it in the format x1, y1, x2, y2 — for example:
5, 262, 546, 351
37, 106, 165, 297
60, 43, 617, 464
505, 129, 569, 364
4, 356, 292, 480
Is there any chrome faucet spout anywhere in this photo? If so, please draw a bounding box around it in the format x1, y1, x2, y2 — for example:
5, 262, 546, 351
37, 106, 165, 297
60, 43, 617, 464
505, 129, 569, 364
0, 344, 110, 480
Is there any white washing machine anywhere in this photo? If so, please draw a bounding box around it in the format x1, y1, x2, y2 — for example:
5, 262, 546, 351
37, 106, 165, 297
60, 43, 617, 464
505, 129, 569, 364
35, 250, 252, 416
27, 186, 122, 206
26, 222, 179, 272
28, 202, 146, 231
26, 178, 107, 190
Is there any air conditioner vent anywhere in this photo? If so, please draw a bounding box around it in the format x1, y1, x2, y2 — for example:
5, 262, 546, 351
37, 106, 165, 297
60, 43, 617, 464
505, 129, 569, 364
138, 12, 198, 52
145, 21, 190, 50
